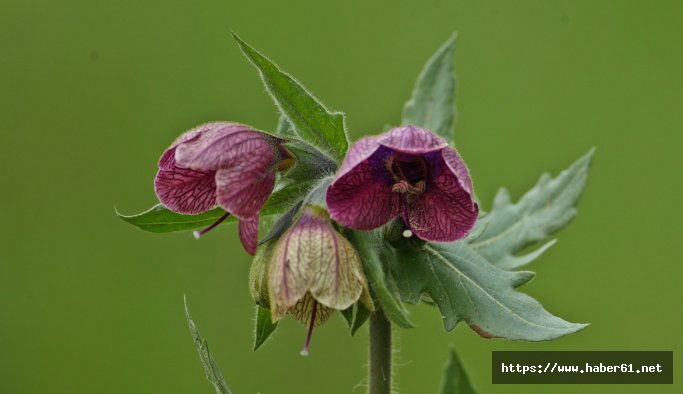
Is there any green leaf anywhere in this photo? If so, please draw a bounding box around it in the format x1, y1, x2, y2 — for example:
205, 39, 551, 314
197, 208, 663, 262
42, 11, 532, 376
469, 148, 594, 269
276, 114, 296, 137
339, 302, 372, 335
389, 241, 587, 340
184, 296, 232, 394
253, 305, 278, 351
116, 205, 234, 233
340, 305, 355, 327
402, 33, 457, 142
440, 348, 476, 394
233, 33, 349, 164
351, 302, 372, 335
346, 230, 414, 328
283, 141, 337, 183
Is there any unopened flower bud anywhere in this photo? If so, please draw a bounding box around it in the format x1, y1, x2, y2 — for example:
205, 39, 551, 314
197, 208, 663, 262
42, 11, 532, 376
268, 205, 374, 354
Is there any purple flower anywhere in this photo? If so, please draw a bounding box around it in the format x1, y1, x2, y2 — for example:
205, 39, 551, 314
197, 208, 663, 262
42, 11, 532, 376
326, 125, 478, 242
154, 122, 294, 255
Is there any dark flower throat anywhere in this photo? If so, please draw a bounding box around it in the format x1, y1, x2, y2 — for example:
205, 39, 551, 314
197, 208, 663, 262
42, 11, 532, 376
387, 153, 429, 195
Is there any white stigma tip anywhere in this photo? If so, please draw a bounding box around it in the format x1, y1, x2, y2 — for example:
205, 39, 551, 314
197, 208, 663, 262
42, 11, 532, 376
402, 229, 413, 238
299, 350, 309, 357
192, 231, 201, 239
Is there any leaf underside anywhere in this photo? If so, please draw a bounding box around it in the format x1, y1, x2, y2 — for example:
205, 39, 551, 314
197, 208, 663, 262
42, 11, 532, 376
389, 241, 587, 341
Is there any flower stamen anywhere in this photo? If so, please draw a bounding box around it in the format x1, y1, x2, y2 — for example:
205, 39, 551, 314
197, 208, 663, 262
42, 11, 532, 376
391, 180, 425, 195
193, 211, 231, 239
300, 300, 318, 357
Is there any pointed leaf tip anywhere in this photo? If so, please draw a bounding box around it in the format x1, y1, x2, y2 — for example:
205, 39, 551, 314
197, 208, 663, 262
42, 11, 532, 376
440, 347, 476, 394
402, 34, 459, 142
232, 34, 349, 164
116, 204, 235, 233
470, 149, 595, 269
253, 305, 278, 351
389, 241, 587, 341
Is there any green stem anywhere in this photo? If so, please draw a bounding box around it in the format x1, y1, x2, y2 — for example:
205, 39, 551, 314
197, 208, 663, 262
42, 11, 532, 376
369, 309, 392, 394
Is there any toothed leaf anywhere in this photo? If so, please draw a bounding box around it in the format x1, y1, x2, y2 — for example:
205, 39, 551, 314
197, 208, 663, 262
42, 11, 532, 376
388, 241, 587, 340
469, 149, 594, 269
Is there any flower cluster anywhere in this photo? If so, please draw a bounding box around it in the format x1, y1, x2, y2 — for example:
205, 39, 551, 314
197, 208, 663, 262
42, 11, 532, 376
154, 123, 476, 352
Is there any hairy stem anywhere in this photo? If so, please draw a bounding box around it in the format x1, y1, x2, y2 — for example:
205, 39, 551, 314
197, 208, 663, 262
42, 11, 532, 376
369, 309, 392, 394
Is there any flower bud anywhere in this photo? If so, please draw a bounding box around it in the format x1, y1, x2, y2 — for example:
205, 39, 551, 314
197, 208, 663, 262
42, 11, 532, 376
267, 205, 374, 354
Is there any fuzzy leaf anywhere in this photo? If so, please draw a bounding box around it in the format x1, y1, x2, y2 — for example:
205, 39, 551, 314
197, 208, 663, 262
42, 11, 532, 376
351, 302, 372, 335
402, 33, 457, 142
389, 241, 587, 340
340, 302, 373, 335
283, 141, 338, 183
469, 149, 594, 269
346, 230, 414, 328
276, 114, 296, 137
440, 348, 476, 394
233, 34, 348, 164
253, 305, 278, 351
184, 296, 232, 394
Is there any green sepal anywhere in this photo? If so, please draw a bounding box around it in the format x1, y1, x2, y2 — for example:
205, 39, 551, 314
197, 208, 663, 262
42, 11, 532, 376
253, 305, 278, 351
340, 305, 355, 327
351, 302, 372, 335
339, 302, 373, 335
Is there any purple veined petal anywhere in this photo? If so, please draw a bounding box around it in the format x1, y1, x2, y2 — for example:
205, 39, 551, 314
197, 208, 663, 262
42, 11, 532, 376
326, 147, 401, 230
405, 152, 478, 242
158, 124, 213, 170
154, 166, 217, 215
441, 146, 474, 195
214, 158, 277, 219
335, 136, 381, 178
238, 216, 259, 256
154, 124, 219, 214
377, 125, 448, 154
176, 122, 281, 171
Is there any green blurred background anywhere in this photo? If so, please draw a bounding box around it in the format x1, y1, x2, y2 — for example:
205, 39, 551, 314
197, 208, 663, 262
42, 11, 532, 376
1, 0, 681, 393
